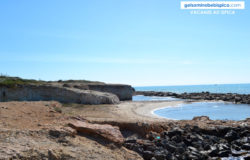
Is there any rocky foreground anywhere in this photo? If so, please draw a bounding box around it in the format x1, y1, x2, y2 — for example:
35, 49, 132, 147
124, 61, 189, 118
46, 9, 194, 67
136, 91, 250, 104
0, 101, 142, 160
123, 117, 250, 160
1, 101, 249, 160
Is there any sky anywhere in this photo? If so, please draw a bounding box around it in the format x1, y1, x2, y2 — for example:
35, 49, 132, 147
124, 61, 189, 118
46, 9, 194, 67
0, 0, 249, 86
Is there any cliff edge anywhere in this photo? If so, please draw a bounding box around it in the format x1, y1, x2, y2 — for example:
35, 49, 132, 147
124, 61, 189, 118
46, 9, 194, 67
0, 76, 134, 104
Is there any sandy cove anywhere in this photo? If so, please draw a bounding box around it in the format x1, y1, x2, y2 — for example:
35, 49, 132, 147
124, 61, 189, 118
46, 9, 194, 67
62, 100, 189, 123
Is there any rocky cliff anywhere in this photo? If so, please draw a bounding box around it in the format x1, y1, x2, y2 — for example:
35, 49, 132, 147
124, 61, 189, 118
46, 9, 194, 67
0, 85, 119, 104
77, 84, 134, 101
0, 76, 134, 104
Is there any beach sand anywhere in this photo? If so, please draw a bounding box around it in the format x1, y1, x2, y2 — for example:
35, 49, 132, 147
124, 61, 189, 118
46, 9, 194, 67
62, 100, 188, 123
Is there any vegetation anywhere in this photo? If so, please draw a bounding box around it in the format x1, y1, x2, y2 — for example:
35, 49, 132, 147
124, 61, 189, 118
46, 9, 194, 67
0, 74, 104, 87
57, 79, 105, 84
0, 75, 44, 87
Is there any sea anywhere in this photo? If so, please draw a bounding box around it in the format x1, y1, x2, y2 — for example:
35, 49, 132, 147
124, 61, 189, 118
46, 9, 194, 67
134, 83, 250, 94
153, 102, 250, 120
133, 83, 250, 120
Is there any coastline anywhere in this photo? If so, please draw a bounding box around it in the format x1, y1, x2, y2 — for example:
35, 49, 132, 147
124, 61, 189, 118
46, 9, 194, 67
135, 90, 250, 104
62, 100, 188, 123
150, 103, 182, 120
1, 99, 250, 159
150, 100, 231, 120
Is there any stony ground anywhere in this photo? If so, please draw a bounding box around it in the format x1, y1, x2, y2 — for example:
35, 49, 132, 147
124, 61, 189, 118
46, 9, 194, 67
0, 101, 142, 160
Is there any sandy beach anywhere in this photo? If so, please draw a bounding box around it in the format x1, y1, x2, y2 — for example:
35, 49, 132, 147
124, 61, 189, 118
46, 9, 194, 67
62, 100, 189, 123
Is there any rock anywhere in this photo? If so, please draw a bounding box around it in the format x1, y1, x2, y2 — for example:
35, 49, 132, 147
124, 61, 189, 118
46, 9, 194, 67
87, 84, 134, 100
145, 145, 158, 152
68, 120, 124, 144
192, 116, 210, 121
160, 131, 168, 139
143, 151, 154, 160
0, 85, 120, 104
0, 106, 8, 109
203, 144, 211, 150
62, 83, 71, 87
49, 128, 76, 138
153, 150, 166, 160
235, 96, 242, 102
48, 149, 59, 160
218, 150, 231, 157
208, 146, 219, 157
171, 135, 182, 143
216, 126, 232, 136
240, 130, 250, 137
191, 141, 203, 150
225, 130, 239, 142
188, 151, 202, 160
125, 138, 137, 144
188, 146, 198, 152
241, 143, 250, 150
167, 127, 184, 137
217, 143, 230, 151
232, 144, 241, 151
163, 143, 177, 153
176, 147, 185, 154
135, 91, 250, 104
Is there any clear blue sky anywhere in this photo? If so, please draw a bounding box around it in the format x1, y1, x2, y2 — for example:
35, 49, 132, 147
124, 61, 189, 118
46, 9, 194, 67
0, 0, 249, 86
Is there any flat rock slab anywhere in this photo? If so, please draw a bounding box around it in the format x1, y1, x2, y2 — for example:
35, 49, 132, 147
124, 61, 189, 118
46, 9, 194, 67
68, 120, 124, 144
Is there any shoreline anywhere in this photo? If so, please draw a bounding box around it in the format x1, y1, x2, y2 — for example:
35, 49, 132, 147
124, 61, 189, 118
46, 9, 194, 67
150, 103, 182, 120
61, 100, 189, 123
150, 100, 250, 121
135, 90, 250, 104
65, 99, 250, 123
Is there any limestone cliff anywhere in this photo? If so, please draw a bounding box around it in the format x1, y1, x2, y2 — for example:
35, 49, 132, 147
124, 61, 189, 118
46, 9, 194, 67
0, 85, 119, 104
72, 84, 134, 101
0, 76, 134, 104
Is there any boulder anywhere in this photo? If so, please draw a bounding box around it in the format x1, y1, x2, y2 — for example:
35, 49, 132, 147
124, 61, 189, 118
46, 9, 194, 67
68, 120, 124, 144
225, 130, 239, 142
192, 116, 210, 121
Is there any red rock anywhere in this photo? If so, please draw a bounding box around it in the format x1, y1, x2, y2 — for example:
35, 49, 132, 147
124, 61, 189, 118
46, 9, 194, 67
68, 120, 124, 144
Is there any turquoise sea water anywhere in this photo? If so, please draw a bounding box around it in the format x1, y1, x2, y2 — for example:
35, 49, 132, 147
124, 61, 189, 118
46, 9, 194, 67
154, 102, 250, 120
135, 84, 250, 94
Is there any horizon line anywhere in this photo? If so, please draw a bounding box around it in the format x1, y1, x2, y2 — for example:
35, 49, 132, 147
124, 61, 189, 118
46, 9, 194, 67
133, 82, 250, 87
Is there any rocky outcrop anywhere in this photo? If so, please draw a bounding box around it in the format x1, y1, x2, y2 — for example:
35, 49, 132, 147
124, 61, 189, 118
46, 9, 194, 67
68, 84, 134, 101
0, 84, 119, 104
0, 76, 134, 102
123, 118, 250, 160
87, 84, 134, 101
69, 119, 124, 144
136, 91, 250, 104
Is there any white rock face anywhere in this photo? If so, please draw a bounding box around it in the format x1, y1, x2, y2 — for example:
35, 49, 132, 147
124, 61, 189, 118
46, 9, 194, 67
0, 85, 120, 104
87, 84, 134, 101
